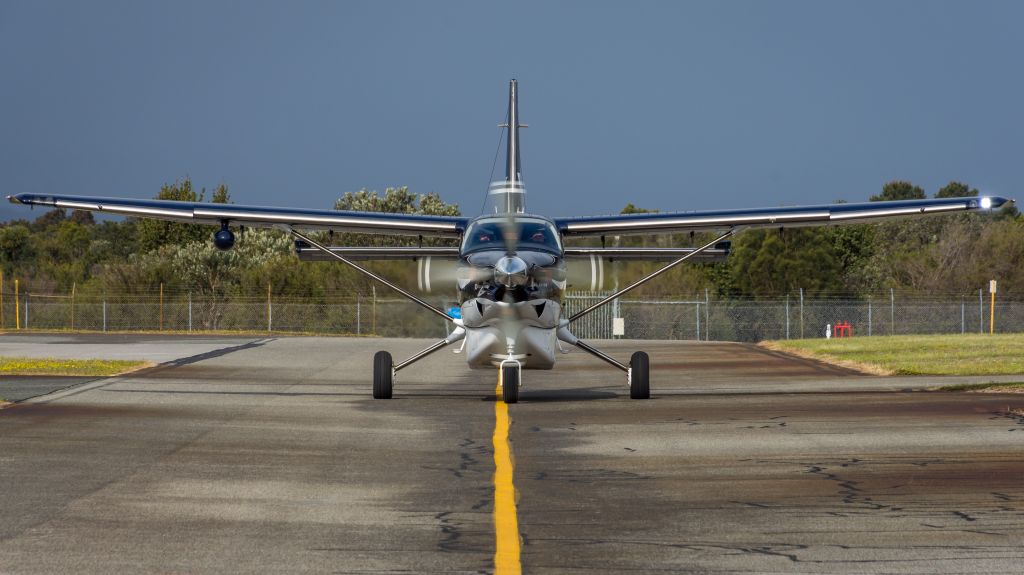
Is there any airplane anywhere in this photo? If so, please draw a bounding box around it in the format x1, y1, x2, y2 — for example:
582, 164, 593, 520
8, 80, 1014, 403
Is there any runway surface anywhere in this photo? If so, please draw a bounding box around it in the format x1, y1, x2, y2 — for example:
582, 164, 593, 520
1, 334, 1022, 573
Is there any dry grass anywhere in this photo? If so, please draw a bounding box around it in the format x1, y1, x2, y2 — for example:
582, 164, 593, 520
0, 357, 153, 377
761, 334, 1024, 376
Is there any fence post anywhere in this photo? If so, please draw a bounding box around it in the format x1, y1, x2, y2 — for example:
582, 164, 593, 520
785, 295, 790, 340
25, 295, 29, 329
103, 300, 107, 332
372, 285, 376, 335
188, 293, 192, 332
356, 295, 361, 335
267, 283, 272, 333
159, 283, 164, 331
0, 270, 4, 329
961, 296, 965, 334
890, 288, 895, 335
979, 289, 983, 334
704, 288, 710, 341
799, 287, 804, 339
71, 282, 76, 330
868, 297, 872, 336
695, 302, 700, 341
15, 278, 20, 330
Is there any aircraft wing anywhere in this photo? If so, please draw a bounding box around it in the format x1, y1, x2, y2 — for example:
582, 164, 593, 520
6, 193, 468, 238
555, 196, 1013, 237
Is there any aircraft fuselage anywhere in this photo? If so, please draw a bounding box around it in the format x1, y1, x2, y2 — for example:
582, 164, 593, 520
455, 215, 566, 369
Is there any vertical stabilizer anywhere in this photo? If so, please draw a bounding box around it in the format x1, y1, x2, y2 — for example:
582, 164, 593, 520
506, 79, 522, 185
488, 79, 527, 214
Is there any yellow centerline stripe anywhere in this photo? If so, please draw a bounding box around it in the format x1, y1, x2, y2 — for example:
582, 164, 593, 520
493, 381, 522, 574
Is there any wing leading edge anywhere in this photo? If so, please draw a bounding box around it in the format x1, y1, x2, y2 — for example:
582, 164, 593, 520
6, 193, 468, 238
555, 196, 1014, 237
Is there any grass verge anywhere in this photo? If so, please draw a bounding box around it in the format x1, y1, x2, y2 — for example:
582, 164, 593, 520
0, 357, 152, 377
761, 333, 1024, 376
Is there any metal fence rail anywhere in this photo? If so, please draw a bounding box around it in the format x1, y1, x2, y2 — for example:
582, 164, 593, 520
1, 289, 1020, 342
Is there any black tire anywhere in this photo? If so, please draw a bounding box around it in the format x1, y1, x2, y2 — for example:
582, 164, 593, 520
501, 364, 520, 404
373, 351, 393, 399
629, 351, 650, 399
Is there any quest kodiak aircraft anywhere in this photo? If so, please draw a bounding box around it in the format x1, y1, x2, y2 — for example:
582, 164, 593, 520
8, 80, 1014, 402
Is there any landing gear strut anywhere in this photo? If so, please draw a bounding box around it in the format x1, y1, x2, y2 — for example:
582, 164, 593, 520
288, 228, 466, 400
555, 230, 735, 399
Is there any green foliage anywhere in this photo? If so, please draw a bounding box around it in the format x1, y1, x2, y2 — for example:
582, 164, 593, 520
136, 178, 230, 252
335, 186, 459, 216
871, 180, 925, 201
332, 186, 461, 247
620, 203, 658, 214
727, 228, 844, 297
0, 224, 31, 274
935, 181, 977, 198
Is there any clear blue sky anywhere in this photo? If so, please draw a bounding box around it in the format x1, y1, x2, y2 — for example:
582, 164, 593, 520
2, 1, 1021, 222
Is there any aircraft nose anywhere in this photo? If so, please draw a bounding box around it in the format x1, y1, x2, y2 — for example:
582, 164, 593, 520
495, 256, 529, 288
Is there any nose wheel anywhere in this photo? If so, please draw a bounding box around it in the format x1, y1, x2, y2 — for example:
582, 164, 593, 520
500, 361, 520, 404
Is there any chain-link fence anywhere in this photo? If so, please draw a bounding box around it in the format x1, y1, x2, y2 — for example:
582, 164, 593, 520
561, 290, 1022, 342
1, 285, 1020, 342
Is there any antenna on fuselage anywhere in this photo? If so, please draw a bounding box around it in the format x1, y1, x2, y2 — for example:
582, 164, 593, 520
490, 79, 527, 214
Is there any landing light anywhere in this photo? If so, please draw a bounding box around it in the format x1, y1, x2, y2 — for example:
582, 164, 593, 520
980, 197, 993, 209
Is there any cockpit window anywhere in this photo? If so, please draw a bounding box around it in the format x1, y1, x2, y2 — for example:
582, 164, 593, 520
462, 218, 561, 254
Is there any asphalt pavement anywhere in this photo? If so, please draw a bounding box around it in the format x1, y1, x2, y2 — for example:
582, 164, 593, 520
0, 334, 1022, 574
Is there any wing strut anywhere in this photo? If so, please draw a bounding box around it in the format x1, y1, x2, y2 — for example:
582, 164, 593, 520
555, 229, 734, 386
568, 229, 735, 324
289, 228, 454, 324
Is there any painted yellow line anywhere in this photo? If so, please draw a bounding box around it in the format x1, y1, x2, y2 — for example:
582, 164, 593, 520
493, 382, 522, 574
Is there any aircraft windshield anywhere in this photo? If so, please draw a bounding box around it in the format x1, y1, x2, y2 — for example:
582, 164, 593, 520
462, 218, 561, 254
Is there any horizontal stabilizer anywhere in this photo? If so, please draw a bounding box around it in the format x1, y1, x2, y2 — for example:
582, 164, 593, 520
563, 244, 730, 262
294, 242, 459, 261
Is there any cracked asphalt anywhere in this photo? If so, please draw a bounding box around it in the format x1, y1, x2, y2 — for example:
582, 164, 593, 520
1, 334, 1022, 573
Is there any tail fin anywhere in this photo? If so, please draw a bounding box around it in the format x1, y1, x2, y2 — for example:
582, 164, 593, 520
488, 79, 527, 214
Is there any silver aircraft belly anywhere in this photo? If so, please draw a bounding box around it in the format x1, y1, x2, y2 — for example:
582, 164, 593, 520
460, 298, 561, 369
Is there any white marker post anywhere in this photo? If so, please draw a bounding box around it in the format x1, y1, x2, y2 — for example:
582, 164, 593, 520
989, 279, 997, 335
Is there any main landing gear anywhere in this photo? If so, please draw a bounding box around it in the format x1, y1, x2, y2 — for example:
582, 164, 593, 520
370, 326, 467, 400
629, 351, 650, 400
557, 321, 650, 400
373, 351, 393, 399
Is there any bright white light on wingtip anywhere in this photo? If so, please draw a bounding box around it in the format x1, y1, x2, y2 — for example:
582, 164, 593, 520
981, 197, 993, 209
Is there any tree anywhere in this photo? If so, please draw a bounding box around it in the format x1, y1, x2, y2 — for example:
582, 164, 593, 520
727, 228, 845, 297
136, 178, 231, 252
935, 181, 977, 198
0, 224, 30, 274
870, 180, 925, 202
332, 187, 460, 247
334, 186, 459, 216
620, 203, 657, 215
